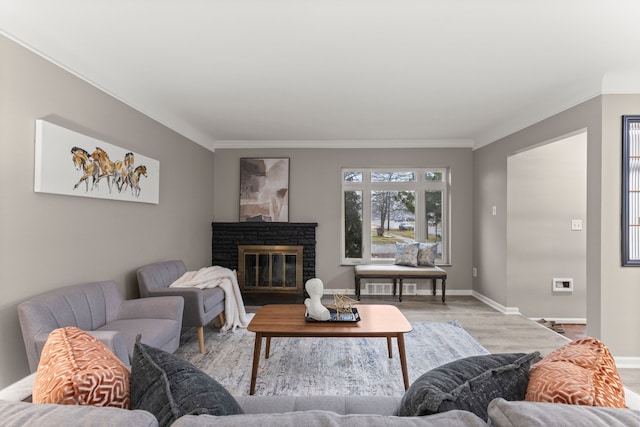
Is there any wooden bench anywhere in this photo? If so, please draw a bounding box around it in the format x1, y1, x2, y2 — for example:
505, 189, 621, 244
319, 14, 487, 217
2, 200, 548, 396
354, 264, 448, 302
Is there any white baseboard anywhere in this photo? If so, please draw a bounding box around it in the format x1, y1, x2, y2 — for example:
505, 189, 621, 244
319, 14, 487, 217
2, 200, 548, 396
324, 286, 474, 297
615, 356, 640, 369
471, 290, 520, 315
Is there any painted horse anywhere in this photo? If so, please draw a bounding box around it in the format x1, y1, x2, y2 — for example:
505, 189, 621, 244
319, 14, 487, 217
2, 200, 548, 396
114, 152, 134, 192
90, 147, 116, 193
130, 165, 147, 198
71, 147, 99, 192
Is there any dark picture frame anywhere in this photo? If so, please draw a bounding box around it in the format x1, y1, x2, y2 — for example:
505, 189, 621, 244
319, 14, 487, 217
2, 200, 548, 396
239, 158, 289, 222
622, 115, 640, 266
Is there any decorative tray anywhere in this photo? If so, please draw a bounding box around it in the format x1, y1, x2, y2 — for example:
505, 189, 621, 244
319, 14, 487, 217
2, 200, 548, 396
305, 307, 361, 322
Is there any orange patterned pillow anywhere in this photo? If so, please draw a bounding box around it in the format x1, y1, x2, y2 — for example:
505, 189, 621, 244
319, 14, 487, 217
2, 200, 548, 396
525, 337, 625, 408
33, 326, 130, 409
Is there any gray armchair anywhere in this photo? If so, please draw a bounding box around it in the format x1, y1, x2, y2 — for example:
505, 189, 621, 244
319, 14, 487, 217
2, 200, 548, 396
137, 260, 225, 353
18, 280, 184, 372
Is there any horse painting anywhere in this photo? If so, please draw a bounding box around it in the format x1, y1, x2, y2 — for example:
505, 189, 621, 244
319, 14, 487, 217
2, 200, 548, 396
70, 145, 148, 199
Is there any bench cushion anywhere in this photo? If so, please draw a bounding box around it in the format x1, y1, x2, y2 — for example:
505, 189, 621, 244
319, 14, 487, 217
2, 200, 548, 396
355, 265, 447, 277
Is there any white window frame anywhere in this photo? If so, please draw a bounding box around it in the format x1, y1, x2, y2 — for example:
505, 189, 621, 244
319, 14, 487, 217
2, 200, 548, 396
341, 167, 450, 265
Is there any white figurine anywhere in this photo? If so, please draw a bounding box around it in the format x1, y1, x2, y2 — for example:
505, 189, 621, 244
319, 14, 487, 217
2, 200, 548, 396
304, 278, 331, 321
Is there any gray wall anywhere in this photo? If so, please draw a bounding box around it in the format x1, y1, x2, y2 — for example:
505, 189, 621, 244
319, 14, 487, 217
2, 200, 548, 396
600, 95, 640, 356
474, 94, 640, 357
213, 148, 474, 294
506, 133, 587, 319
0, 35, 216, 386
473, 97, 601, 318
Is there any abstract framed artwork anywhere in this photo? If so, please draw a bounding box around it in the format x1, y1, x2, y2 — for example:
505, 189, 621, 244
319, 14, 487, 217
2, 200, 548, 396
239, 158, 289, 222
34, 119, 160, 204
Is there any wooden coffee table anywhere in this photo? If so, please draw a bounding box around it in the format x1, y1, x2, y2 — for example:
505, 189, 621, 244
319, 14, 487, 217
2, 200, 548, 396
247, 304, 412, 395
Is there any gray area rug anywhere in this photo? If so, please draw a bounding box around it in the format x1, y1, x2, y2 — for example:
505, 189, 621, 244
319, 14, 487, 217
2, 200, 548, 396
174, 318, 489, 396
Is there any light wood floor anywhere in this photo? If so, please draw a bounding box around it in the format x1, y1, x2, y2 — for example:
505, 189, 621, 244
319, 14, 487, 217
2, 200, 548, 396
313, 294, 640, 394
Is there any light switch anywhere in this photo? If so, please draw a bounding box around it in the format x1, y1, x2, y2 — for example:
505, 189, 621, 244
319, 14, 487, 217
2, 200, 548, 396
492, 206, 497, 216
571, 219, 582, 231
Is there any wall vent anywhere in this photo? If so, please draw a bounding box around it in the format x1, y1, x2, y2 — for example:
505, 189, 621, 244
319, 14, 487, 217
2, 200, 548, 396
365, 283, 393, 295
365, 282, 417, 295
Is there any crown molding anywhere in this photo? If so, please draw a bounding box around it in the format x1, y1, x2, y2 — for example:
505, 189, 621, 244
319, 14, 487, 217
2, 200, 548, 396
213, 139, 475, 150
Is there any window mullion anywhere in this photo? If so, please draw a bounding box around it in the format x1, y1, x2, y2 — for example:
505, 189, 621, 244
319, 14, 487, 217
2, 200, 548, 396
362, 186, 372, 261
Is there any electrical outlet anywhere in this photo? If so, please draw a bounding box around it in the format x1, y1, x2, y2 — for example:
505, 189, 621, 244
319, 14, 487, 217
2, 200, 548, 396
492, 206, 497, 216
571, 219, 582, 231
472, 267, 478, 277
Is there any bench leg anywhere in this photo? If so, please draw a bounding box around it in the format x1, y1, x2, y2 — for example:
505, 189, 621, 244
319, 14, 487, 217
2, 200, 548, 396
398, 278, 403, 302
441, 277, 446, 303
432, 278, 437, 296
355, 276, 361, 301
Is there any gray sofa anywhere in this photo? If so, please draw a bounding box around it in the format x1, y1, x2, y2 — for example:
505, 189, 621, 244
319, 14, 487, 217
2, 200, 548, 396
17, 280, 184, 370
2, 395, 639, 426
137, 260, 225, 353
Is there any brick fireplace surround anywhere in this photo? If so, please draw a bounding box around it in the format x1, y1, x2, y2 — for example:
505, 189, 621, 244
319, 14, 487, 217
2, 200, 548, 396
211, 222, 317, 302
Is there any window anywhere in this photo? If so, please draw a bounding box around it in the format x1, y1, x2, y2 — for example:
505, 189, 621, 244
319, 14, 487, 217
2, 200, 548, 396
622, 116, 640, 266
341, 168, 449, 264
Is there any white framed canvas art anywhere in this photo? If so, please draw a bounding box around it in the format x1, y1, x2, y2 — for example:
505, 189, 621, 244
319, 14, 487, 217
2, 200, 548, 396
34, 119, 160, 204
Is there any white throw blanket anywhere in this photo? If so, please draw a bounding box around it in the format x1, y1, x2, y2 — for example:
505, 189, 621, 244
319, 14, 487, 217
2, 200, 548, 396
169, 266, 250, 331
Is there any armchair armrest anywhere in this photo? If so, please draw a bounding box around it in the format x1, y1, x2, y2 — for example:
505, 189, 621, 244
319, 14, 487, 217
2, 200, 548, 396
86, 330, 130, 366
118, 296, 184, 323
142, 286, 204, 308
29, 333, 50, 372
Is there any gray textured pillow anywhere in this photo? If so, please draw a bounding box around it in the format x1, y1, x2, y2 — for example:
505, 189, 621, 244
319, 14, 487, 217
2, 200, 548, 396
417, 242, 438, 266
394, 242, 420, 266
130, 336, 243, 427
395, 352, 541, 420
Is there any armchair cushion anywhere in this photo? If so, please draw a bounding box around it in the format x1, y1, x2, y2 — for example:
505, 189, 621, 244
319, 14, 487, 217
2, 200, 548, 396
86, 330, 130, 365
96, 318, 182, 362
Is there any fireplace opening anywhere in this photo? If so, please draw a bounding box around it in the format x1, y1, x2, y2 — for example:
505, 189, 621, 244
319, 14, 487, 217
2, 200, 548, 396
238, 245, 303, 293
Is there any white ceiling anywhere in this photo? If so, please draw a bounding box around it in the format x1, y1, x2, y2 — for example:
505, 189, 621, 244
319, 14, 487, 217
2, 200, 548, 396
3, 1, 640, 151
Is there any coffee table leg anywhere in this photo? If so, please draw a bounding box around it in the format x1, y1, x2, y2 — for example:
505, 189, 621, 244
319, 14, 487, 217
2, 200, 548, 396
397, 333, 409, 391
250, 332, 263, 395
265, 336, 271, 359
387, 337, 393, 358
